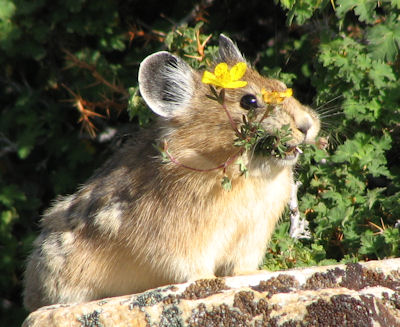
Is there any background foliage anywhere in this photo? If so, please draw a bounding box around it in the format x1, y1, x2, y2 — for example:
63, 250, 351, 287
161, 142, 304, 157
1, 0, 399, 325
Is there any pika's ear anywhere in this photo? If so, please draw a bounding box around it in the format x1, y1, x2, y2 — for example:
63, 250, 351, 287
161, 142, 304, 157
218, 34, 245, 63
138, 51, 195, 118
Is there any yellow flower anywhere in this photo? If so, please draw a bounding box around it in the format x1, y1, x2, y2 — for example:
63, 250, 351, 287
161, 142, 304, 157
202, 62, 248, 89
262, 88, 293, 104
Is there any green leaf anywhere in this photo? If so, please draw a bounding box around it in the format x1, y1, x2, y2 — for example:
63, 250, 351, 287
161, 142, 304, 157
128, 87, 153, 126
0, 210, 18, 235
383, 228, 399, 255
0, 0, 16, 20
336, 0, 377, 23
17, 145, 32, 159
331, 133, 391, 177
0, 185, 26, 208
366, 188, 385, 210
390, 0, 400, 9
236, 157, 248, 177
286, 1, 318, 25
279, 0, 295, 10
359, 230, 385, 258
367, 18, 400, 61
221, 176, 232, 191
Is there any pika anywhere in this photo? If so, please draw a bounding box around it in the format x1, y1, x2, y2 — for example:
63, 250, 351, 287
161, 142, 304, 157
23, 34, 320, 311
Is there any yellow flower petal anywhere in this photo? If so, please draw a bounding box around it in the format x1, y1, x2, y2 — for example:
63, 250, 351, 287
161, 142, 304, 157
201, 62, 248, 89
230, 62, 247, 81
280, 88, 293, 97
202, 71, 218, 84
214, 63, 229, 78
224, 80, 248, 88
210, 80, 226, 88
262, 88, 293, 104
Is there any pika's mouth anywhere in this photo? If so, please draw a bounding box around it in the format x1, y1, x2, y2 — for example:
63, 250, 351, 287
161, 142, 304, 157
254, 132, 304, 161
283, 145, 303, 160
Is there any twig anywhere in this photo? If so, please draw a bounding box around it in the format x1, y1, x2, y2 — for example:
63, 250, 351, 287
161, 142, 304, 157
63, 50, 129, 97
184, 29, 212, 61
61, 84, 106, 137
127, 24, 166, 46
221, 96, 241, 138
175, 0, 215, 27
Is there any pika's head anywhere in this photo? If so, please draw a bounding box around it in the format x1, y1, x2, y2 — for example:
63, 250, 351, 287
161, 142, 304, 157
138, 34, 320, 176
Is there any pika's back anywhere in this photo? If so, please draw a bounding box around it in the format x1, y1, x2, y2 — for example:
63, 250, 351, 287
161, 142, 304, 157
23, 34, 320, 311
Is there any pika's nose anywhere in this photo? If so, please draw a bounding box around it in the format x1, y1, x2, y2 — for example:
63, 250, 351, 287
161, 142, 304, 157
297, 120, 312, 135
293, 109, 320, 144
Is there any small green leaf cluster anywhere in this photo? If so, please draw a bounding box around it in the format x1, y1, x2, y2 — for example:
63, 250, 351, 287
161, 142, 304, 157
233, 109, 294, 160
221, 176, 232, 191
254, 124, 293, 159
279, 0, 331, 25
164, 22, 218, 69
262, 221, 341, 271
127, 86, 153, 127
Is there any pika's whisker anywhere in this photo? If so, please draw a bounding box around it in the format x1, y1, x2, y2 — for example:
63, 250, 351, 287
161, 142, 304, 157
314, 94, 345, 109
319, 112, 345, 119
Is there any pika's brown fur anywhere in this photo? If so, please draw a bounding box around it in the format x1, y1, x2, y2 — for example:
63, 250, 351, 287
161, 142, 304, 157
23, 35, 320, 311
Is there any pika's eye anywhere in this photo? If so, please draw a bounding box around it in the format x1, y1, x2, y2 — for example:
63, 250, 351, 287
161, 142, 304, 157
240, 94, 258, 110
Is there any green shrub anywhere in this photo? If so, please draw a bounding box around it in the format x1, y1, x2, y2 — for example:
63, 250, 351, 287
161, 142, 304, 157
264, 0, 400, 268
1, 1, 399, 325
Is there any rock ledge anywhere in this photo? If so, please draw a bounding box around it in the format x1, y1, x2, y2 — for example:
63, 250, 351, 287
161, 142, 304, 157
23, 259, 400, 326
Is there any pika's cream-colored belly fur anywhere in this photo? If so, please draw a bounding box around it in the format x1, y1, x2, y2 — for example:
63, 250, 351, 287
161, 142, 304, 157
212, 168, 291, 274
